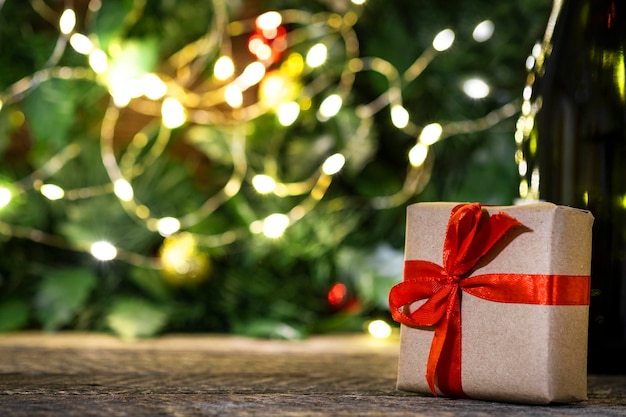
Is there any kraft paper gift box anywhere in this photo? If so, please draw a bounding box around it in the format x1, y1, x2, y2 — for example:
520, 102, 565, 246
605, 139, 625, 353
389, 202, 593, 404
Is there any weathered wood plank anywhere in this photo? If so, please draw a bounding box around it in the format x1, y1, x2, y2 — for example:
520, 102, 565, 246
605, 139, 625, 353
0, 333, 625, 416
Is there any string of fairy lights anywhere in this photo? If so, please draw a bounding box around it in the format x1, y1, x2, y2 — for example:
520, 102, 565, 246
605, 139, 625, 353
0, 0, 516, 279
515, 0, 562, 203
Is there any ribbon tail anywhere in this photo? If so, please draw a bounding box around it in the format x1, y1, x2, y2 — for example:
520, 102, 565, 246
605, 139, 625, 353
423, 288, 465, 397
434, 293, 467, 398
425, 312, 449, 396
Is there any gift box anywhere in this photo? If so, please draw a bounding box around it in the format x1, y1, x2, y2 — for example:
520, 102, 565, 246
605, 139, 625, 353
389, 202, 593, 404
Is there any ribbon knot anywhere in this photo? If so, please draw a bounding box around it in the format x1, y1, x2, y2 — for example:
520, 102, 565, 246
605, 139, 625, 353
389, 203, 591, 399
445, 275, 460, 285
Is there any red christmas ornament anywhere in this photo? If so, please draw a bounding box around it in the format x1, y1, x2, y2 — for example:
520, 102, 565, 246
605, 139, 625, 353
327, 282, 347, 306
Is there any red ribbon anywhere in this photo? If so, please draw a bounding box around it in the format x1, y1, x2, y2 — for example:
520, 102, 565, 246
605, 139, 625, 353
388, 203, 590, 398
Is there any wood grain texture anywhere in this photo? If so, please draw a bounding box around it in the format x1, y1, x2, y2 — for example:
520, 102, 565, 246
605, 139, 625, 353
0, 332, 625, 416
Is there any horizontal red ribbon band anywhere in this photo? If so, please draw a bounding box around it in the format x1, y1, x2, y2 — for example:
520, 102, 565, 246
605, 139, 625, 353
390, 265, 590, 327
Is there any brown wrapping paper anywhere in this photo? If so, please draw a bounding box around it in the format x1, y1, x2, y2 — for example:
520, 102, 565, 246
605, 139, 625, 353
396, 202, 593, 404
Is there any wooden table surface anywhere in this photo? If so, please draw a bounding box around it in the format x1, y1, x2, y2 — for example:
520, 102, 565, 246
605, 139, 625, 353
0, 332, 625, 416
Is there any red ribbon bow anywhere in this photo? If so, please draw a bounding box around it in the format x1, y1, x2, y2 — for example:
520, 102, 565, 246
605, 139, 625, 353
388, 203, 590, 398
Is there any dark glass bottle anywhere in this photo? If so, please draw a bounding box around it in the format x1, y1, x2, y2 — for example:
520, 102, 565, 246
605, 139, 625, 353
517, 0, 626, 373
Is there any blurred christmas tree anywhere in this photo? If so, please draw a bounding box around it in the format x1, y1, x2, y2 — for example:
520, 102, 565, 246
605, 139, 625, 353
0, 0, 549, 339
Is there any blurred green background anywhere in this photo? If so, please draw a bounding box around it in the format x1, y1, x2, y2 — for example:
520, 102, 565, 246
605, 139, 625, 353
0, 0, 551, 339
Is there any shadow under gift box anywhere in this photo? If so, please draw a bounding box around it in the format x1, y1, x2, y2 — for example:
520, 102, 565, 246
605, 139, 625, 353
396, 202, 593, 404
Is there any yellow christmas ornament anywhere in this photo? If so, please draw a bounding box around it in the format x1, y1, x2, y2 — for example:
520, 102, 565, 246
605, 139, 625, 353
159, 232, 211, 286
